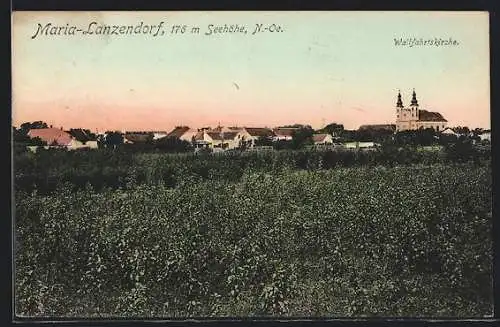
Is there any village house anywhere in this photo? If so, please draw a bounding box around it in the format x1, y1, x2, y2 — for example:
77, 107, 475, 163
167, 126, 198, 142
176, 126, 275, 149
479, 130, 491, 142
152, 131, 169, 140
27, 127, 89, 151
272, 127, 297, 141
312, 133, 334, 145
344, 141, 380, 149
211, 126, 244, 133
66, 128, 99, 149
123, 132, 153, 144
28, 128, 79, 148
204, 131, 241, 150
240, 127, 275, 147
187, 131, 207, 150
440, 127, 459, 137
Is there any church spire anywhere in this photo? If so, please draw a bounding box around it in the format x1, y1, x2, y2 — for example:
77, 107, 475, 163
411, 88, 419, 106
396, 89, 403, 108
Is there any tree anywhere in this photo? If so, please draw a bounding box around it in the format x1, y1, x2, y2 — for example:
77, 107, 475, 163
317, 123, 344, 136
292, 126, 314, 149
272, 140, 293, 150
415, 128, 438, 146
438, 133, 458, 146
13, 126, 47, 145
281, 124, 312, 129
453, 126, 471, 136
255, 136, 273, 146
337, 130, 357, 142
444, 137, 475, 162
238, 136, 252, 150
394, 128, 438, 147
20, 121, 49, 133
105, 132, 124, 149
155, 136, 193, 153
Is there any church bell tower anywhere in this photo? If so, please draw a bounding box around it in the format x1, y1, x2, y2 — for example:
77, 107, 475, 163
409, 88, 419, 122
396, 89, 404, 123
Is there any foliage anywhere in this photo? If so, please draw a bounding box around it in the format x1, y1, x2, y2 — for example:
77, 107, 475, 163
104, 132, 125, 148
393, 128, 438, 146
15, 164, 492, 317
13, 145, 490, 195
13, 127, 47, 146
154, 137, 193, 153
316, 123, 344, 136
291, 127, 314, 149
19, 121, 49, 132
255, 136, 274, 147
356, 128, 394, 143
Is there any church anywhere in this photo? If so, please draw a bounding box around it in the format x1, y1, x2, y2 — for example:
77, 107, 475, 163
395, 89, 448, 132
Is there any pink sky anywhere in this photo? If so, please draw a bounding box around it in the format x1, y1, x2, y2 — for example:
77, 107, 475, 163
12, 11, 491, 132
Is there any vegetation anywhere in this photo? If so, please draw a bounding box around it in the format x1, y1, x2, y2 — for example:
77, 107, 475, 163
15, 163, 492, 317
13, 121, 492, 317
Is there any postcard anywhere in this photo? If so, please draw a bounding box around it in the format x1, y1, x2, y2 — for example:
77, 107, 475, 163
12, 11, 492, 319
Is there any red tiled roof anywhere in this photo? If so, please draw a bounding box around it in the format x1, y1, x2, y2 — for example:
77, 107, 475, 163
167, 126, 190, 138
28, 128, 73, 146
244, 127, 275, 137
418, 110, 447, 122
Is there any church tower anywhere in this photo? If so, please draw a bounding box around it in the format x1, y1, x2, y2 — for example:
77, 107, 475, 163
395, 90, 404, 130
409, 88, 419, 122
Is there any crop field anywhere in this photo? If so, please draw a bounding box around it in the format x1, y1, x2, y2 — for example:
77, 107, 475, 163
14, 150, 492, 318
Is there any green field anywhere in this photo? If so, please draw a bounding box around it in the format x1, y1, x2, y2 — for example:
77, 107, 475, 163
15, 158, 492, 317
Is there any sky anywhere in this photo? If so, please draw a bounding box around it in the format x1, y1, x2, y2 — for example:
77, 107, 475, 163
12, 11, 490, 132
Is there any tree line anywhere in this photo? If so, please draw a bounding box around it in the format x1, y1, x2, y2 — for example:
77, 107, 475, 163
13, 121, 490, 154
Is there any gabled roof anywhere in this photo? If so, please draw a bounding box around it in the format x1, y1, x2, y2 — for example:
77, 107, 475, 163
204, 131, 239, 141
441, 127, 457, 135
167, 126, 191, 138
124, 133, 153, 143
206, 132, 224, 141
244, 127, 275, 137
206, 132, 221, 140
273, 128, 296, 137
67, 128, 97, 142
312, 133, 330, 143
418, 110, 447, 122
222, 132, 239, 140
28, 128, 74, 146
194, 131, 205, 141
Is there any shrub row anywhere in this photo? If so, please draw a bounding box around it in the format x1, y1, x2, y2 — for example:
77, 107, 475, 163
14, 146, 490, 194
